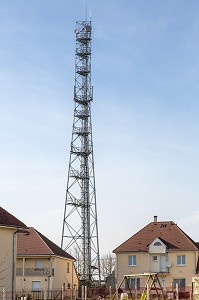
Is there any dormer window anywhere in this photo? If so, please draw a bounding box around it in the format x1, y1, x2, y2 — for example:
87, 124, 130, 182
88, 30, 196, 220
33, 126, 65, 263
149, 238, 166, 254
154, 241, 162, 246
160, 224, 167, 228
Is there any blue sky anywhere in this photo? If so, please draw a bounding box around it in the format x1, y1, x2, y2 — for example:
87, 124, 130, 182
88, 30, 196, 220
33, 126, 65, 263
1, 0, 199, 255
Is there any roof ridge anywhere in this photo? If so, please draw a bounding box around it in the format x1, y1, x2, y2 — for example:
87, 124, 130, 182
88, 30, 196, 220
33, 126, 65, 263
153, 221, 175, 224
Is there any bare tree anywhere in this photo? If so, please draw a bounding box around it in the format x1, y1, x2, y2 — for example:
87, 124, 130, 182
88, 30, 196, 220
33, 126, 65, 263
69, 248, 115, 284
100, 253, 115, 281
0, 250, 10, 288
68, 246, 84, 276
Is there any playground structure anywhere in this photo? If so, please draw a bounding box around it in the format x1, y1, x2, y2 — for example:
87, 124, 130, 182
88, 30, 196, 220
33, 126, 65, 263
112, 273, 166, 300
193, 277, 199, 300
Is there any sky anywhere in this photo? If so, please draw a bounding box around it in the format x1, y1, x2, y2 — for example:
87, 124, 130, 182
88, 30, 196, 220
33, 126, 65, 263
1, 0, 199, 256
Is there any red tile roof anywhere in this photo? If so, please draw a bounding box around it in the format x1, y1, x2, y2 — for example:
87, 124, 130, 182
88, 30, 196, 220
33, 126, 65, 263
113, 221, 199, 253
0, 207, 27, 228
17, 227, 75, 260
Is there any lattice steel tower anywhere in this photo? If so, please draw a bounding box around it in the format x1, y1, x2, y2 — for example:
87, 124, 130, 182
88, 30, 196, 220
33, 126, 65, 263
61, 21, 101, 286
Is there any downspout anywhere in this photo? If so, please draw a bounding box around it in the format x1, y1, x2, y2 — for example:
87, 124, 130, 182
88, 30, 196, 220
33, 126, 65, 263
12, 228, 29, 300
12, 230, 18, 300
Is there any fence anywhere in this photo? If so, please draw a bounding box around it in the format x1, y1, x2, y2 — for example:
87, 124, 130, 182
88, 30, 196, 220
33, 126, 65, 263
0, 286, 197, 300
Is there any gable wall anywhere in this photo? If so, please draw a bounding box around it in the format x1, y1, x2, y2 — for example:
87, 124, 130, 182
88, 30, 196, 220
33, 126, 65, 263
149, 238, 167, 253
0, 227, 17, 292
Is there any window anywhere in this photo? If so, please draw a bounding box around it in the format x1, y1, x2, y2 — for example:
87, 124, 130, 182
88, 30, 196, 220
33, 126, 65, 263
153, 256, 158, 261
177, 255, 185, 266
125, 277, 140, 289
32, 281, 41, 291
160, 224, 167, 228
154, 242, 162, 246
35, 259, 44, 269
173, 279, 186, 291
128, 255, 136, 266
67, 262, 70, 273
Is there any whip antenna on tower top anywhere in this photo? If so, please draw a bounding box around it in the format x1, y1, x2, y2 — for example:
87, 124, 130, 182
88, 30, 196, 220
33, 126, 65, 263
85, 2, 87, 21
61, 20, 101, 288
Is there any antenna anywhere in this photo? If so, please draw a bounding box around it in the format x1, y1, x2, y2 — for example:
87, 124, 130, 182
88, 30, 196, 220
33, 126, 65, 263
61, 20, 101, 287
85, 2, 87, 21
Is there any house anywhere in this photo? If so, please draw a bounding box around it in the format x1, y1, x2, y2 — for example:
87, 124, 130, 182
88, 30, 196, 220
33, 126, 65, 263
0, 206, 78, 299
16, 227, 78, 297
113, 216, 199, 291
0, 206, 27, 297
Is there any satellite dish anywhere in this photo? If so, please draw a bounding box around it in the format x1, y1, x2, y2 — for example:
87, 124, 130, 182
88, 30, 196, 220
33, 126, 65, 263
166, 261, 172, 268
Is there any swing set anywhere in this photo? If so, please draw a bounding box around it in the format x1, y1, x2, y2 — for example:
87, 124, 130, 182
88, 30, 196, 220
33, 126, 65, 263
112, 273, 166, 300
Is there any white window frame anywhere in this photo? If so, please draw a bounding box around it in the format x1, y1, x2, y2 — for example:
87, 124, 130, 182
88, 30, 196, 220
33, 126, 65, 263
173, 278, 186, 290
177, 255, 185, 266
152, 255, 158, 262
125, 277, 140, 289
32, 281, 41, 291
128, 255, 136, 266
154, 241, 162, 246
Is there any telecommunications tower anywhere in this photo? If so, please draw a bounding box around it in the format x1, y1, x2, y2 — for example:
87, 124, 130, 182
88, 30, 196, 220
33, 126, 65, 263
61, 21, 101, 286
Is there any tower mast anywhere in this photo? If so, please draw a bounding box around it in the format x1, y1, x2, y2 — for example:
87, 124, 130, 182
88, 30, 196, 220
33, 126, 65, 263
61, 21, 101, 286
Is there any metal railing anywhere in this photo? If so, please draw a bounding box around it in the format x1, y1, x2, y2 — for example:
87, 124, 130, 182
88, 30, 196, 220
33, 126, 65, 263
16, 268, 54, 276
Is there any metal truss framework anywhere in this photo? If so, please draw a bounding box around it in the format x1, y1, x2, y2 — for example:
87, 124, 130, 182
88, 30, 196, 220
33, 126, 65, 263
61, 21, 101, 286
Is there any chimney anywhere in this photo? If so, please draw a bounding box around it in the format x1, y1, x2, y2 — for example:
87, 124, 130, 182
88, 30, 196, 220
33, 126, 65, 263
154, 215, 157, 222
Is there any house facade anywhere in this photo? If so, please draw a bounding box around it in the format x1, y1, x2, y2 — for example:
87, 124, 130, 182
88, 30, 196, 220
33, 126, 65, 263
16, 227, 78, 296
113, 217, 199, 291
0, 206, 27, 298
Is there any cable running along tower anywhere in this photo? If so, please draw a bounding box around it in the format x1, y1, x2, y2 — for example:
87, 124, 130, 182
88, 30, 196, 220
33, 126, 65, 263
61, 21, 101, 286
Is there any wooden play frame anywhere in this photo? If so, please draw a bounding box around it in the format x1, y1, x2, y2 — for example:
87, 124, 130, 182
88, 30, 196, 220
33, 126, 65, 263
112, 273, 166, 300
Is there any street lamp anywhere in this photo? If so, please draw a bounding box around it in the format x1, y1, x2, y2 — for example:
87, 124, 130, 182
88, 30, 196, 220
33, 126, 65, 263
12, 229, 29, 300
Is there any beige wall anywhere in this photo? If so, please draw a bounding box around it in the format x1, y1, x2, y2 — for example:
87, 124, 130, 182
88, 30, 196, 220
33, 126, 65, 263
116, 251, 199, 288
116, 252, 149, 285
16, 257, 51, 291
0, 226, 18, 292
16, 256, 78, 292
167, 251, 197, 287
52, 257, 78, 289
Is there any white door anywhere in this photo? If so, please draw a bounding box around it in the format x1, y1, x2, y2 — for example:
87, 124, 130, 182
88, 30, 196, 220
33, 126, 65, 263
160, 255, 166, 272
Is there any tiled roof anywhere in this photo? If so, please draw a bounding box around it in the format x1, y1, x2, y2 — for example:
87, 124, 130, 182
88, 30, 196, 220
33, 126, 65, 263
17, 227, 75, 260
0, 207, 27, 228
113, 221, 198, 253
195, 242, 199, 249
